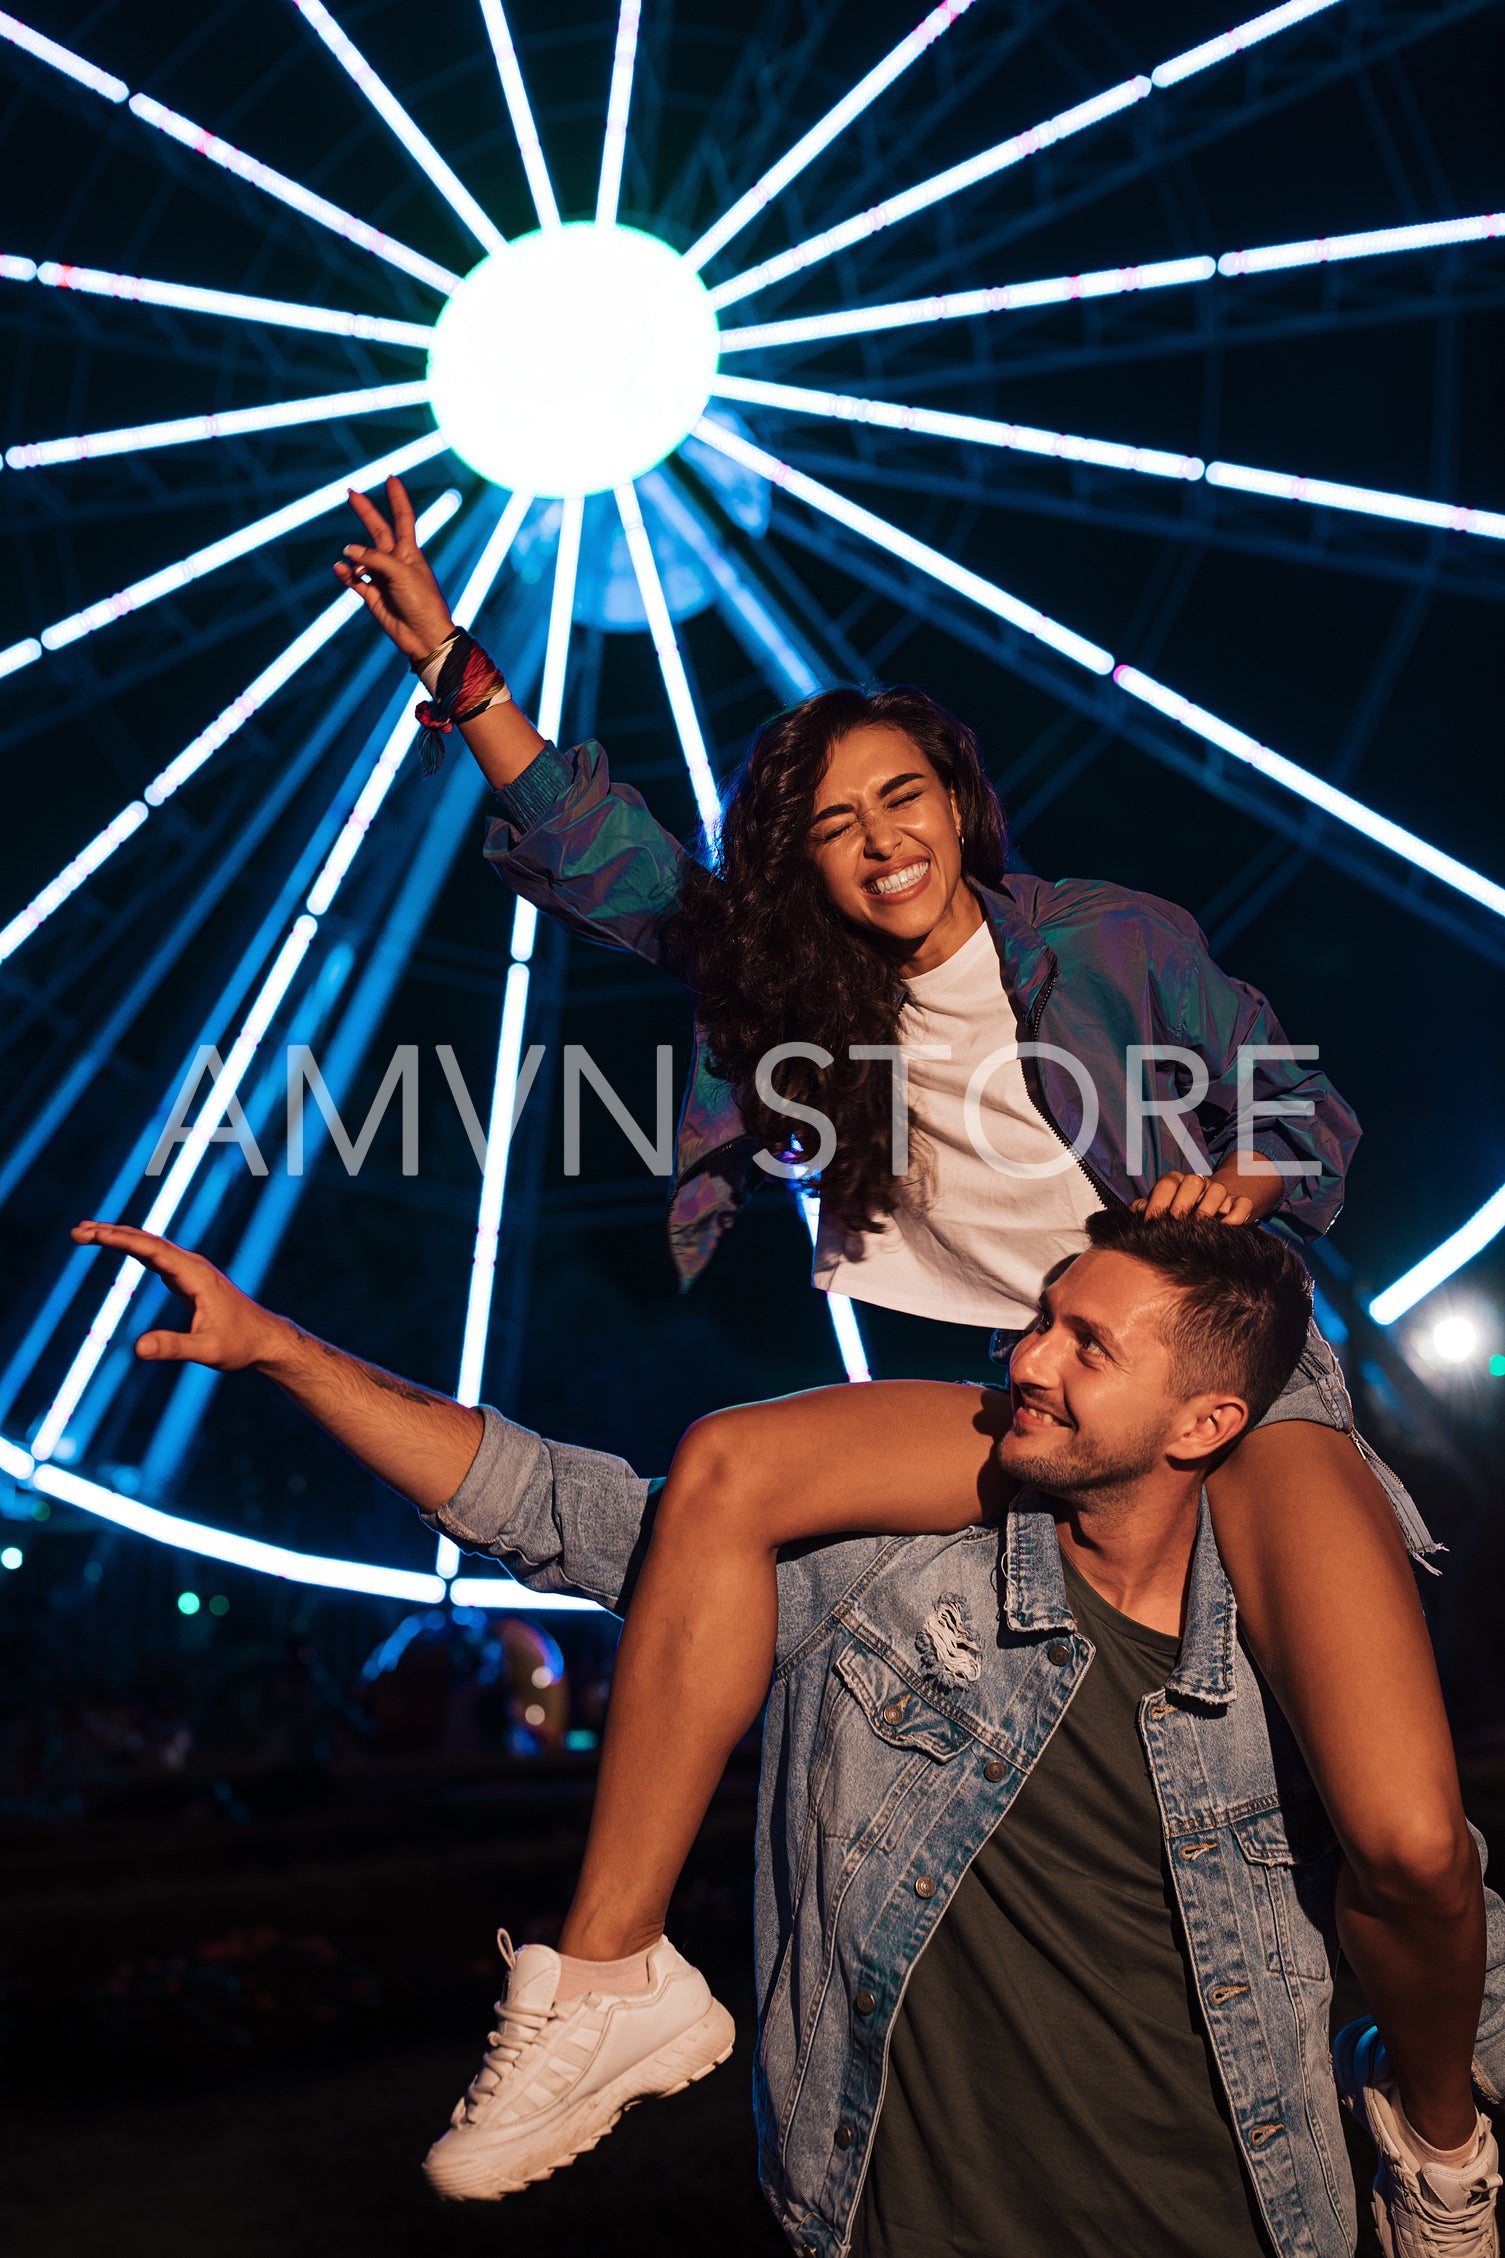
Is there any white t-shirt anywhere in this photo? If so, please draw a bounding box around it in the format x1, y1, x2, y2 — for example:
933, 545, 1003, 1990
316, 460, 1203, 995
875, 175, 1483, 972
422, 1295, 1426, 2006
813, 919, 1104, 1327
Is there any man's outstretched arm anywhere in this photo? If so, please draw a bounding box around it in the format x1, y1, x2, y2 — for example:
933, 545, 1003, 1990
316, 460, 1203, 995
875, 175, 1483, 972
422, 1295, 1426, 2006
73, 1219, 482, 1512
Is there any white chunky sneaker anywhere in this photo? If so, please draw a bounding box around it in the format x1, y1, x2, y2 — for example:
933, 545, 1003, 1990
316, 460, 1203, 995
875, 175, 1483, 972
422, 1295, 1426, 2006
423, 1930, 736, 2200
1333, 2019, 1501, 2257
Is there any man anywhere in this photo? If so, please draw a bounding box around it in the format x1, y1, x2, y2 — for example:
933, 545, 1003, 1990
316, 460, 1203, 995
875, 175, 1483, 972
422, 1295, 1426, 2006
70, 1211, 1505, 2257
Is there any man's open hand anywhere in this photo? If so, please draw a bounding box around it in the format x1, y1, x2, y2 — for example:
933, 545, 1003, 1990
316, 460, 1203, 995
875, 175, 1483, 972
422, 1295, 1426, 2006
70, 1222, 290, 1371
333, 474, 455, 666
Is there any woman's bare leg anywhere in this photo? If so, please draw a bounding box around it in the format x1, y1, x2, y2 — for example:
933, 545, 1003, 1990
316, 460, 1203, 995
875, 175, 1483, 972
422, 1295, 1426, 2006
1206, 1423, 1484, 2149
558, 1381, 1010, 1963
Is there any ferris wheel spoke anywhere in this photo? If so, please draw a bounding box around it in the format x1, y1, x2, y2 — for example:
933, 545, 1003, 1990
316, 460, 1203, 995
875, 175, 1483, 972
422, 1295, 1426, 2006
705, 0, 1364, 313
289, 0, 507, 256
615, 483, 720, 834
452, 496, 570, 1416
0, 255, 433, 345
5, 380, 432, 472
714, 374, 1505, 544
711, 374, 1204, 483
1203, 460, 1505, 543
706, 77, 1149, 313
690, 417, 1113, 677
9, 430, 446, 677
0, 12, 459, 292
1112, 669, 1505, 921
0, 7, 126, 99
477, 0, 560, 230
716, 211, 1505, 354
595, 0, 642, 229
695, 419, 1505, 929
1150, 0, 1343, 87
127, 96, 461, 295
0, 491, 465, 971
30, 492, 530, 1465
684, 0, 978, 275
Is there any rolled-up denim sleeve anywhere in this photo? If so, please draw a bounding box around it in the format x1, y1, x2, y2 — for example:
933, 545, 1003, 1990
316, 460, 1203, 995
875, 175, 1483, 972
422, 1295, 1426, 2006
420, 1406, 655, 1615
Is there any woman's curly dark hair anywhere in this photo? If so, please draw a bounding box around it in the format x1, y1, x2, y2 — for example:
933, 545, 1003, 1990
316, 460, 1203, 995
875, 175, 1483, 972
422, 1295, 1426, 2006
664, 685, 1007, 1237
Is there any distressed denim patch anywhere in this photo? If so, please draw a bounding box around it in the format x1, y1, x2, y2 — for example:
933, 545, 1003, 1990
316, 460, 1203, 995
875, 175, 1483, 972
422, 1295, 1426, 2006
917, 1593, 982, 1686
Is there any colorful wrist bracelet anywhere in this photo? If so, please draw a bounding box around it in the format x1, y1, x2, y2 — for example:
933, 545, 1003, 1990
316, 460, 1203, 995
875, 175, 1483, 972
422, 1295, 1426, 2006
413, 632, 509, 775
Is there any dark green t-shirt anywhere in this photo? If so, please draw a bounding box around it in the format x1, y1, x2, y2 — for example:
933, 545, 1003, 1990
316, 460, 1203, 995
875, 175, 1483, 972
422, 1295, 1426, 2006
851, 1553, 1271, 2258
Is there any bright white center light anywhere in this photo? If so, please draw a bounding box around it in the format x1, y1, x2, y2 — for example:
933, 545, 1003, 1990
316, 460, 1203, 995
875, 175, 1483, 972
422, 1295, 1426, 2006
427, 224, 719, 498
1431, 1314, 1478, 1363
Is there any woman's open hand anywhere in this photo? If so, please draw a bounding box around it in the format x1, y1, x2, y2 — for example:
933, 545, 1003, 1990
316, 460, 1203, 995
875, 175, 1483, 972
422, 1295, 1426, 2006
1131, 1171, 1255, 1226
334, 474, 455, 667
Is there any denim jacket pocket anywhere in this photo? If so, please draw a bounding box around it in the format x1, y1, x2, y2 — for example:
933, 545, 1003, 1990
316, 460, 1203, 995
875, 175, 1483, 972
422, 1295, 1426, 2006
1230, 1802, 1339, 1983
809, 1638, 972, 1841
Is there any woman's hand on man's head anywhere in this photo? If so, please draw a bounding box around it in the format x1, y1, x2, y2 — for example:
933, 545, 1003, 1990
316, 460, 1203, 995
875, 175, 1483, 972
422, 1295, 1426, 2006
1131, 1170, 1256, 1226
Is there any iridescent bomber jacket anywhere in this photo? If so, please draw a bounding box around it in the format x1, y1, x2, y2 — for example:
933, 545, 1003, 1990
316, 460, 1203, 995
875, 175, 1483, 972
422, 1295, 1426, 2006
482, 736, 1361, 1283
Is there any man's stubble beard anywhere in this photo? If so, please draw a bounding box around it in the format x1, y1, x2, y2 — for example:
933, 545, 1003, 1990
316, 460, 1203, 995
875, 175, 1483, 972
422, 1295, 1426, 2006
999, 1410, 1169, 1509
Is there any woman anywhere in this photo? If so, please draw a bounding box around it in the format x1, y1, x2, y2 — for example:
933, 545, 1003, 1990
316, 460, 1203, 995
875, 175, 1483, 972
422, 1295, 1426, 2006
334, 479, 1487, 2197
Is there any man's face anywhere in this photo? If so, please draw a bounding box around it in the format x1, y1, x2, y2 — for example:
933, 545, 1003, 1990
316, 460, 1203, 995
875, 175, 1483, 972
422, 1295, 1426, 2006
996, 1250, 1221, 1500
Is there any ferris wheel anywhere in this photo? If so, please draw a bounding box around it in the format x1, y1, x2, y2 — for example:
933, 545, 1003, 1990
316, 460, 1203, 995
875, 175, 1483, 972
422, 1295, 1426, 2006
0, 0, 1500, 1608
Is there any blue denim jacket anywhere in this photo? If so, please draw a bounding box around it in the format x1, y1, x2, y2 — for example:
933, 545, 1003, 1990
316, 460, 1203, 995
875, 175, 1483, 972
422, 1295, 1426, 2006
429, 1410, 1505, 2258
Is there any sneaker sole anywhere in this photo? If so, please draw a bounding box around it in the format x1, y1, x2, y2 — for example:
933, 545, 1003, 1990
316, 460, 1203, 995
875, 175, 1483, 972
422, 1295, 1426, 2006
426, 1999, 738, 2202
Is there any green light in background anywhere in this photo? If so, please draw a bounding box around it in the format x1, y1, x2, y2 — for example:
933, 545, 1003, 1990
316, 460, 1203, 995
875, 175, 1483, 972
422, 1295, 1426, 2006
177, 1590, 201, 1616
209, 1594, 230, 1617
1490, 1355, 1505, 1378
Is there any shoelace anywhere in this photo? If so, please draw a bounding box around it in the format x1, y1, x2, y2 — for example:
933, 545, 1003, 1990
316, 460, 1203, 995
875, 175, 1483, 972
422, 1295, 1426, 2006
455, 1931, 561, 2124
460, 1995, 559, 2117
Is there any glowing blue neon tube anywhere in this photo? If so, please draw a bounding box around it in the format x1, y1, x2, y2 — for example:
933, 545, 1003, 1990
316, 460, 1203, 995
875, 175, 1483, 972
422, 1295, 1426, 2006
595, 0, 641, 228
31, 1463, 446, 1602
289, 0, 506, 254
6, 379, 433, 472
685, 0, 978, 272
1113, 668, 1505, 921
24, 430, 445, 668
126, 94, 459, 294
640, 468, 821, 701
797, 1192, 871, 1384
707, 75, 1149, 311
1369, 1186, 1505, 1326
0, 7, 126, 100
0, 492, 462, 967
477, 0, 560, 229
615, 483, 721, 832
0, 256, 433, 347
691, 417, 1114, 676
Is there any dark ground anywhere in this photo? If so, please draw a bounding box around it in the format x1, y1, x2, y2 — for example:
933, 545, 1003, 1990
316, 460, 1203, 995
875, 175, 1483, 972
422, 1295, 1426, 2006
8, 1737, 1497, 2258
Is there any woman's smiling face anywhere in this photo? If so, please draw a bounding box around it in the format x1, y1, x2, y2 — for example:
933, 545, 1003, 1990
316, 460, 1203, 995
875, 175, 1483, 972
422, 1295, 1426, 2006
806, 725, 982, 974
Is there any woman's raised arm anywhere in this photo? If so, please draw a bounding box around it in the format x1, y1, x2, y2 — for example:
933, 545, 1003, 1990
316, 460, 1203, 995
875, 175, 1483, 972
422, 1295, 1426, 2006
335, 473, 546, 793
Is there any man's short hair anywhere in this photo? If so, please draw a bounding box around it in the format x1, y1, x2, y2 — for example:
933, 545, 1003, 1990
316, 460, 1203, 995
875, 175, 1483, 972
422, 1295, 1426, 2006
1084, 1207, 1314, 1427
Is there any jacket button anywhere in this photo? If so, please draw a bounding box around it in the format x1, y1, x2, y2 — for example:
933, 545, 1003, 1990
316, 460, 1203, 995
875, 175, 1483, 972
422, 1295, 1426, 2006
914, 1874, 937, 1899
984, 1760, 1006, 1783
834, 2123, 854, 2150
854, 1990, 877, 2016
1047, 1641, 1071, 1666
881, 1700, 905, 1726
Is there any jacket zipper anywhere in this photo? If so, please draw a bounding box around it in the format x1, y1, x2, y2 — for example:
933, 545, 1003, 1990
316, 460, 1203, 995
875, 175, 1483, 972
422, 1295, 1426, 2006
1019, 966, 1124, 1211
